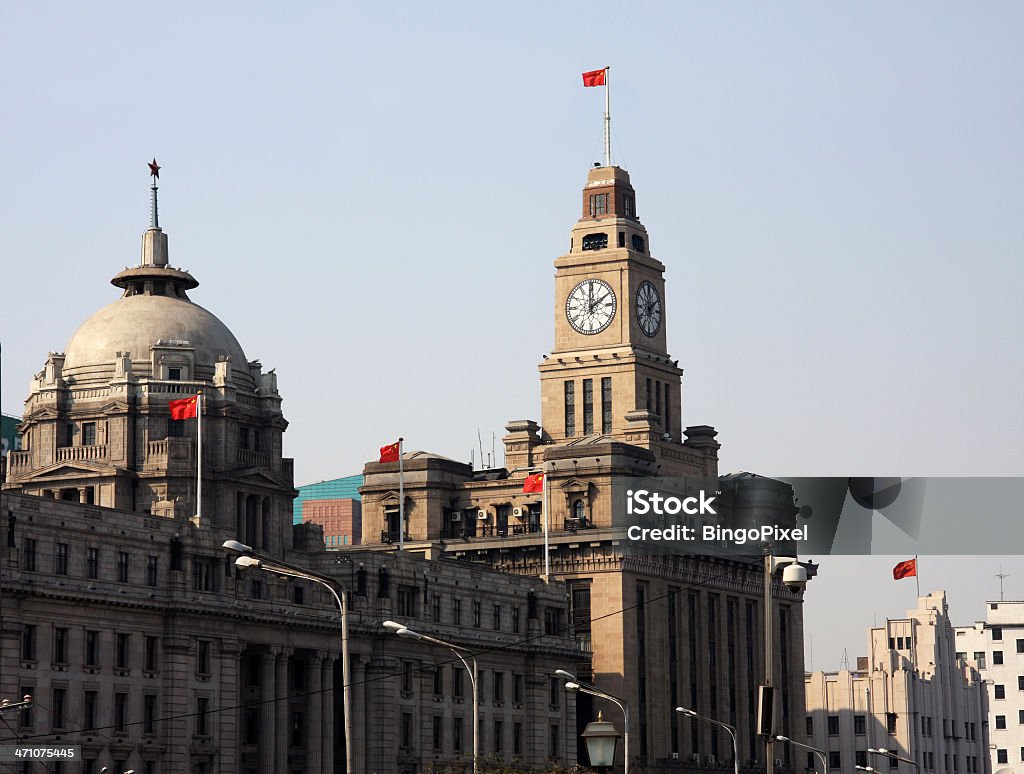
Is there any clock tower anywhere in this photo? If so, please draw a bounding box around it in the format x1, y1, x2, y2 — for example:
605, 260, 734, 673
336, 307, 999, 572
539, 164, 716, 476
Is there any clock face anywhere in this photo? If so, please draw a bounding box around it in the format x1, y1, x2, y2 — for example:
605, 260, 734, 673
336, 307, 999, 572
566, 278, 617, 335
636, 280, 662, 337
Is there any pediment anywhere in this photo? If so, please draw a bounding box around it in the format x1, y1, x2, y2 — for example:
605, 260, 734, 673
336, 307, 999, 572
377, 489, 402, 505
99, 400, 130, 415
27, 407, 61, 422
234, 469, 290, 489
32, 462, 112, 479
556, 476, 591, 492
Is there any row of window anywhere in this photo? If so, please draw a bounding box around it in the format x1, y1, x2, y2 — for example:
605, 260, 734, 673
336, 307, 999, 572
815, 751, 979, 772
399, 713, 553, 759
587, 191, 636, 219
813, 713, 979, 742
988, 748, 1024, 767
400, 664, 531, 705
22, 540, 158, 584
564, 377, 612, 437
646, 377, 672, 436
21, 625, 212, 675
580, 230, 646, 253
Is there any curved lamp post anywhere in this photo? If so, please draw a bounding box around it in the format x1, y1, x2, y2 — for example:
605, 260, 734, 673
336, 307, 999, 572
557, 669, 629, 773
869, 747, 921, 771
225, 541, 353, 774
774, 734, 829, 774
385, 621, 479, 774
677, 707, 739, 774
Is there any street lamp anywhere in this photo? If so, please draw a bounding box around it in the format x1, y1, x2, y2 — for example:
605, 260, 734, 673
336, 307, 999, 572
557, 669, 629, 773
676, 707, 739, 774
224, 540, 352, 774
761, 552, 813, 774
582, 713, 621, 772
384, 621, 479, 774
855, 767, 882, 774
869, 747, 921, 771
774, 734, 829, 774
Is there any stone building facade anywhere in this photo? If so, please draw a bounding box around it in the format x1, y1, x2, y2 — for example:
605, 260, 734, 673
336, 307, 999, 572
358, 164, 810, 773
805, 591, 990, 774
0, 179, 579, 773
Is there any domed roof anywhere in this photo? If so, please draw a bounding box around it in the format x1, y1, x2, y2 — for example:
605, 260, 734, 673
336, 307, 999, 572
63, 293, 249, 379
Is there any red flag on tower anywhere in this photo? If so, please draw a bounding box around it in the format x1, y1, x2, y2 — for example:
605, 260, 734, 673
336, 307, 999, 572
892, 558, 917, 580
379, 441, 401, 464
582, 68, 607, 87
168, 395, 199, 420
523, 473, 544, 493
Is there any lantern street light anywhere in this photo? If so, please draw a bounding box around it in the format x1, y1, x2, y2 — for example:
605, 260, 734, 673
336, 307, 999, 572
556, 669, 629, 773
384, 621, 479, 774
582, 712, 621, 772
676, 707, 739, 774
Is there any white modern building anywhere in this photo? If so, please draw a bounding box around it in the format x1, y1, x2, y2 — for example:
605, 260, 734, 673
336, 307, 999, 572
956, 600, 1024, 773
806, 591, 990, 774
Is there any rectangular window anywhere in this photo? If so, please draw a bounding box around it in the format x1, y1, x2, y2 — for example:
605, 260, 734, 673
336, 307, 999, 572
85, 630, 100, 667
887, 713, 898, 734
513, 673, 524, 705
1019, 676, 1024, 691
433, 665, 444, 697
1018, 709, 1024, 724
998, 750, 1009, 765
601, 376, 612, 434
168, 367, 181, 381
828, 715, 839, 735
655, 380, 661, 415
493, 604, 501, 630
452, 598, 462, 625
583, 378, 594, 435
81, 422, 96, 446
147, 555, 158, 586
115, 692, 128, 732
145, 636, 159, 672
432, 594, 442, 623
22, 625, 36, 661
549, 676, 560, 708
196, 697, 209, 736
432, 716, 443, 751
55, 543, 69, 575
401, 711, 413, 749
52, 688, 66, 730
589, 193, 609, 217
87, 547, 99, 579
117, 551, 130, 583
397, 585, 415, 617
997, 715, 1007, 729
995, 650, 1005, 665
197, 641, 212, 675
402, 661, 414, 694
646, 377, 652, 410
116, 633, 130, 670
493, 672, 504, 703
168, 418, 185, 437
53, 627, 68, 664
19, 685, 34, 729
473, 601, 481, 628
854, 715, 866, 735
494, 719, 504, 753
806, 717, 813, 736
549, 724, 560, 759
85, 691, 98, 730
974, 651, 987, 669
513, 722, 523, 756
664, 383, 672, 436
453, 667, 464, 700
1017, 639, 1024, 653
857, 751, 868, 768
829, 752, 841, 769
144, 694, 156, 734
993, 627, 1003, 640
23, 538, 36, 571
239, 427, 249, 450
454, 716, 464, 752
564, 381, 576, 437
996, 684, 1006, 699
512, 606, 521, 634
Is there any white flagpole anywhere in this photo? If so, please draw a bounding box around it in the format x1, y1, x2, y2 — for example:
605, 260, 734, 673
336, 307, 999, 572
398, 437, 405, 551
543, 467, 550, 582
196, 392, 203, 522
604, 66, 612, 167
915, 554, 920, 598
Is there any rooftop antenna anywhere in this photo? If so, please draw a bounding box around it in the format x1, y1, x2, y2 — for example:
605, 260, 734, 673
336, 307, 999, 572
997, 566, 1010, 601
840, 648, 850, 672
477, 429, 484, 469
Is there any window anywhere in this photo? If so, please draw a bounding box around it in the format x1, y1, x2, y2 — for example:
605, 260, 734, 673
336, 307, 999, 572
582, 232, 608, 251
168, 367, 181, 381
55, 543, 68, 575
23, 538, 36, 571
856, 751, 868, 767
589, 193, 609, 217
433, 665, 444, 696
1019, 675, 1024, 690
82, 422, 96, 446
631, 234, 645, 252
583, 378, 594, 435
974, 651, 987, 669
806, 717, 813, 736
993, 627, 1003, 641
87, 547, 99, 579
193, 696, 209, 736
618, 231, 625, 248
145, 636, 159, 671
18, 685, 33, 729
998, 750, 1008, 765
147, 555, 158, 586
116, 633, 130, 670
494, 719, 504, 753
51, 688, 66, 729
513, 722, 523, 756
995, 650, 1005, 665
512, 606, 521, 634
53, 627, 68, 664
564, 381, 575, 437
996, 684, 1006, 699
549, 676, 560, 708
168, 418, 185, 437
432, 594, 442, 622
453, 667, 464, 700
454, 716, 464, 752
64, 423, 75, 447
198, 641, 211, 675
144, 694, 156, 734
432, 716, 443, 751
829, 752, 841, 769
601, 377, 612, 434
22, 625, 36, 661
114, 692, 127, 732
493, 672, 504, 703
397, 585, 415, 617
549, 724, 560, 759
493, 604, 501, 630
292, 584, 304, 605
623, 195, 635, 217
473, 601, 481, 628
85, 630, 100, 667
1017, 639, 1024, 653
239, 427, 250, 450
401, 712, 413, 749
85, 691, 98, 730
402, 661, 414, 694
997, 715, 1007, 729
828, 715, 839, 735
887, 713, 897, 734
117, 551, 130, 582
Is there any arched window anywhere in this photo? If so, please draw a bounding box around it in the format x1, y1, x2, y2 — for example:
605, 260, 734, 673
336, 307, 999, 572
582, 233, 608, 251
572, 499, 586, 521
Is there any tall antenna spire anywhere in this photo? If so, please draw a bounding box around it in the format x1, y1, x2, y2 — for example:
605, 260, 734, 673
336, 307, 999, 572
997, 566, 1010, 601
148, 158, 161, 229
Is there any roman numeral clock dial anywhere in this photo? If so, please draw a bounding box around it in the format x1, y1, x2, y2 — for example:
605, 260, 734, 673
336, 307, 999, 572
636, 280, 662, 337
566, 278, 617, 334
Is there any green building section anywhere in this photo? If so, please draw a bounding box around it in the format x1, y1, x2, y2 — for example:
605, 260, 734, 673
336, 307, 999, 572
292, 473, 363, 524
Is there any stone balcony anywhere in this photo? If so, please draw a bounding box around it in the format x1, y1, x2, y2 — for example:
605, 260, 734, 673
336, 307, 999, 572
56, 444, 108, 462
7, 451, 30, 473
236, 448, 271, 469
144, 438, 194, 472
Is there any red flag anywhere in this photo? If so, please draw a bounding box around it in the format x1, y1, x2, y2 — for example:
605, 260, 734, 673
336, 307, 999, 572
892, 558, 917, 580
523, 472, 544, 493
379, 441, 400, 464
582, 68, 606, 87
168, 395, 199, 420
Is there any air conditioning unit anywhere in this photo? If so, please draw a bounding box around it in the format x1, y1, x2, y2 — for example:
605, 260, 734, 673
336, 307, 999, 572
477, 510, 488, 520
706, 754, 716, 765
671, 752, 680, 760
451, 512, 461, 522
512, 506, 523, 517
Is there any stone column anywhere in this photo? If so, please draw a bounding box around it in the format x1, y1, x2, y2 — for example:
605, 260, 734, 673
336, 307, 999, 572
217, 638, 240, 774
254, 496, 263, 550
322, 657, 335, 771
308, 654, 323, 772
275, 649, 290, 774
258, 650, 277, 774
77, 487, 89, 503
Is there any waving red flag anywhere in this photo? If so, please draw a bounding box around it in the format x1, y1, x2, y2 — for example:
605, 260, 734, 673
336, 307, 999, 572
582, 68, 606, 87
379, 441, 400, 464
892, 558, 917, 580
523, 473, 544, 493
168, 395, 199, 420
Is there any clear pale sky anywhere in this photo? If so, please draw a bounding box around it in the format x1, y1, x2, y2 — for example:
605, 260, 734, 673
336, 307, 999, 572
2, 3, 1022, 670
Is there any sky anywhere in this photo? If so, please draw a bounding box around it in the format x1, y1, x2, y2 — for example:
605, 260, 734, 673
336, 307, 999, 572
2, 3, 1022, 671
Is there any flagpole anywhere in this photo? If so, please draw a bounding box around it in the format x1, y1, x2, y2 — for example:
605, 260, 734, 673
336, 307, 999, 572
604, 66, 612, 167
196, 391, 203, 523
542, 465, 550, 582
398, 437, 405, 552
915, 554, 920, 598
